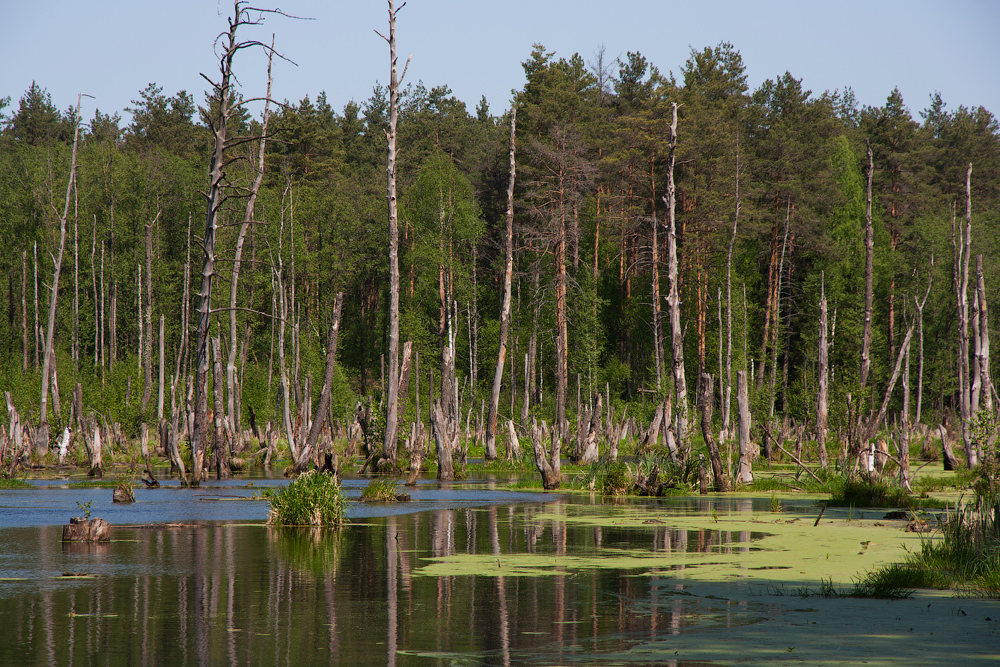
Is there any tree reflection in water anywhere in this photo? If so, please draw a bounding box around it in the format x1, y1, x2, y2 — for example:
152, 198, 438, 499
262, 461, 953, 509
0, 499, 763, 666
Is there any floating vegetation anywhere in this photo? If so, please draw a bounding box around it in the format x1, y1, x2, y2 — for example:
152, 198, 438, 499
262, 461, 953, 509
265, 470, 346, 528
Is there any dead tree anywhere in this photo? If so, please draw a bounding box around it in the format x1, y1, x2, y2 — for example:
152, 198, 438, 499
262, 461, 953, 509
191, 1, 285, 484
860, 144, 875, 393
140, 211, 159, 411
816, 273, 829, 468
37, 93, 84, 456
735, 370, 753, 483
699, 373, 728, 491
577, 392, 602, 465
378, 0, 410, 467
485, 106, 516, 460
953, 165, 976, 466
228, 38, 275, 447
662, 102, 689, 452
529, 418, 560, 490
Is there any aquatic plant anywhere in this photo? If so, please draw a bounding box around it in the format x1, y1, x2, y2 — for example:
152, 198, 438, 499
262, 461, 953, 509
266, 470, 346, 528
361, 477, 401, 502
861, 493, 1000, 596
0, 478, 31, 489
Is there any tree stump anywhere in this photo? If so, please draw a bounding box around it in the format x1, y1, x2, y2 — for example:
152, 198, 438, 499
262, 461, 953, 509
62, 517, 111, 542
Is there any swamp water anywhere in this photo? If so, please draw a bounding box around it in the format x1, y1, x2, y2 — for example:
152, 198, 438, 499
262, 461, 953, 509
0, 477, 998, 666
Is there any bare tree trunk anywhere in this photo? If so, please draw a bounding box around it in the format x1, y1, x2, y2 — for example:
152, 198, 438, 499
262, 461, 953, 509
275, 194, 297, 463
651, 159, 664, 391
140, 211, 159, 412
72, 184, 79, 370
529, 418, 560, 490
431, 400, 456, 481
211, 337, 230, 479
860, 144, 875, 393
38, 93, 83, 456
486, 106, 516, 461
229, 41, 274, 445
158, 315, 165, 421
724, 136, 739, 437
863, 325, 915, 443
817, 273, 829, 468
900, 336, 912, 490
699, 373, 728, 491
736, 370, 752, 483
662, 102, 688, 451
380, 0, 408, 465
955, 165, 976, 466
976, 255, 992, 414
22, 250, 27, 373
192, 12, 236, 485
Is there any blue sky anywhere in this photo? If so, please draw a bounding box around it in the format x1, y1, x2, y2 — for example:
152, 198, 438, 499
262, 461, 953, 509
4, 0, 999, 125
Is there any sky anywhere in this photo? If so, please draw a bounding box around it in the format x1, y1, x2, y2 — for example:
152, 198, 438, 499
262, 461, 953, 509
4, 0, 999, 127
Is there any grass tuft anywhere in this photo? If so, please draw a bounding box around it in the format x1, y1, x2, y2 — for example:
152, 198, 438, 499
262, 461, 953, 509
360, 477, 401, 502
266, 470, 346, 528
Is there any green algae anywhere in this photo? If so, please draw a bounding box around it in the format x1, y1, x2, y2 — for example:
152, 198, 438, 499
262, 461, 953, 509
415, 501, 935, 590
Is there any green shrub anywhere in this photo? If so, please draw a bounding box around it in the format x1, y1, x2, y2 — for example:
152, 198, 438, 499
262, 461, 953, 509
266, 470, 347, 528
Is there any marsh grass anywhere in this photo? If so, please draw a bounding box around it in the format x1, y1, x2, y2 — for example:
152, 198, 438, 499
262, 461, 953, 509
0, 478, 31, 488
859, 493, 1000, 597
360, 477, 400, 502
266, 470, 346, 528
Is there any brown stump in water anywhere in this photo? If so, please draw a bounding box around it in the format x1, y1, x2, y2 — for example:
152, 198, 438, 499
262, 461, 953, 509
62, 517, 111, 542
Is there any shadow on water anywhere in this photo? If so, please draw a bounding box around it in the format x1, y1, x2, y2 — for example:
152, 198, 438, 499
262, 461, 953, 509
0, 484, 996, 665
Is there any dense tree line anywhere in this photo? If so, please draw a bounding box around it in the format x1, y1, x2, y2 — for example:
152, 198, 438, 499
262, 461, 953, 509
2, 35, 998, 468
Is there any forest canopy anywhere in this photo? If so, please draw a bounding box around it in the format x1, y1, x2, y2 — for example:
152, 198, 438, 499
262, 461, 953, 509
1, 35, 998, 460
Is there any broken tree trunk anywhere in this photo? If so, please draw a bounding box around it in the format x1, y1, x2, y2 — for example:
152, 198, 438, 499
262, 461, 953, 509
699, 373, 728, 492
430, 399, 457, 481
529, 419, 560, 490
736, 370, 753, 484
578, 392, 602, 465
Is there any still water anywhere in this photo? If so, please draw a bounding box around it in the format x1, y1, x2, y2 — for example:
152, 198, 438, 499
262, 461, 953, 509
0, 478, 774, 666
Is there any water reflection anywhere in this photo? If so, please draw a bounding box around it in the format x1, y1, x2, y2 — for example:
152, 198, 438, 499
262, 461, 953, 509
0, 499, 770, 666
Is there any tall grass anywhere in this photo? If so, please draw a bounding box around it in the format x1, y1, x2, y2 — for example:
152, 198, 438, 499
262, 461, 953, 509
266, 470, 346, 528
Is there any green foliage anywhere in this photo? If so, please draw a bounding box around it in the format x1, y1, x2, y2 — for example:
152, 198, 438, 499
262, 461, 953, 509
0, 478, 31, 488
266, 470, 347, 528
75, 500, 92, 519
